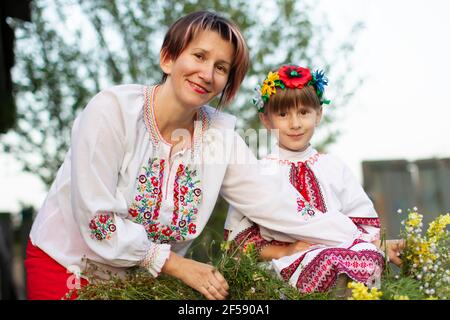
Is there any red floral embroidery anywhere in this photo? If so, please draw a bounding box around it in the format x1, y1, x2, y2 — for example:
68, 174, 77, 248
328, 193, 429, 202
129, 158, 201, 243
188, 223, 196, 234
89, 213, 116, 241
128, 208, 138, 217
162, 227, 173, 237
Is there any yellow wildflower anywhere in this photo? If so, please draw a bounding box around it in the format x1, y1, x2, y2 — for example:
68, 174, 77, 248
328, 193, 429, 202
347, 282, 383, 300
406, 212, 423, 228
427, 213, 450, 242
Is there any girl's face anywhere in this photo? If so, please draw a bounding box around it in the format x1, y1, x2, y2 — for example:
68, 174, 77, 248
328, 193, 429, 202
260, 105, 322, 152
160, 30, 234, 109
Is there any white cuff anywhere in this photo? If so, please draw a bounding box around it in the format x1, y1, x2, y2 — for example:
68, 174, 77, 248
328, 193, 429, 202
356, 229, 380, 243
139, 243, 171, 277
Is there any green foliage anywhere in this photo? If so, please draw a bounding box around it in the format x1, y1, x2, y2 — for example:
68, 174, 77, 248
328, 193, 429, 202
2, 0, 363, 187
76, 241, 427, 300
76, 242, 327, 300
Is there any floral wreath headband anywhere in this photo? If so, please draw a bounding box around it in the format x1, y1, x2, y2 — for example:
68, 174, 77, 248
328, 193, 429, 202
253, 65, 331, 113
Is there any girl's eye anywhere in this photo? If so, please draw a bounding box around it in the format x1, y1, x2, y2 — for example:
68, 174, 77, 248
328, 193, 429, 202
279, 112, 287, 117
300, 109, 309, 115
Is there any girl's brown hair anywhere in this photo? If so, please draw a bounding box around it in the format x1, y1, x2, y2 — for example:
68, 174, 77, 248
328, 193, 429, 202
160, 11, 249, 107
263, 86, 321, 115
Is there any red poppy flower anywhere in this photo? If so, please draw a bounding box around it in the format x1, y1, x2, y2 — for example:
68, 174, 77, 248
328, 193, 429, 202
278, 65, 312, 89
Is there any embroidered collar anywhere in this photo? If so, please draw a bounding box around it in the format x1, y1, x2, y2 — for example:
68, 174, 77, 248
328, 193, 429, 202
266, 144, 320, 166
275, 144, 316, 161
143, 85, 210, 158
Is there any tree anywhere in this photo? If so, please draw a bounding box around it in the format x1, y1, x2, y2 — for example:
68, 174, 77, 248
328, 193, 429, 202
1, 0, 363, 259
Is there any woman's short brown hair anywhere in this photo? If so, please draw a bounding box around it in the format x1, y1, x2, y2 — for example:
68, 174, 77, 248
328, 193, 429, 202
263, 85, 322, 115
160, 11, 249, 107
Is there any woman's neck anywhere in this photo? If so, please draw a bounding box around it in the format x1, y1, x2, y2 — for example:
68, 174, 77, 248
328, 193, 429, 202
154, 83, 198, 144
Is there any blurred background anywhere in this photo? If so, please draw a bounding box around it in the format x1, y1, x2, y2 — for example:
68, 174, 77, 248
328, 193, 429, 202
1, 0, 449, 299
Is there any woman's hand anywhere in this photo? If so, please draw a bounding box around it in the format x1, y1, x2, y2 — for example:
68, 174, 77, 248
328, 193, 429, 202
161, 252, 229, 300
373, 239, 406, 267
260, 240, 312, 260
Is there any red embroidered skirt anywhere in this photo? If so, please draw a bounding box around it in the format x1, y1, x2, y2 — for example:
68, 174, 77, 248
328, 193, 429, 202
24, 239, 88, 300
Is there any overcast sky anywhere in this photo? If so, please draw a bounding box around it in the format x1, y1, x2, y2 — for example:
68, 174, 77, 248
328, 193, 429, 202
1, 0, 449, 213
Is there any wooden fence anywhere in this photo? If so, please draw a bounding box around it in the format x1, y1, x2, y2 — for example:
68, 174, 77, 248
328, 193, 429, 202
363, 157, 450, 238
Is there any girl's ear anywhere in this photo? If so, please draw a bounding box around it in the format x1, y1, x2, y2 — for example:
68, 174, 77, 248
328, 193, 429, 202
160, 50, 173, 75
259, 112, 271, 129
315, 107, 323, 127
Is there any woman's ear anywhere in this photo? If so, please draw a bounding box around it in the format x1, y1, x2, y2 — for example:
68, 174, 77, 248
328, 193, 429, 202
160, 50, 173, 75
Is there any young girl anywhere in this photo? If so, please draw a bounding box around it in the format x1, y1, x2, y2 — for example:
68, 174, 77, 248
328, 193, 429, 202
24, 12, 359, 300
224, 65, 404, 294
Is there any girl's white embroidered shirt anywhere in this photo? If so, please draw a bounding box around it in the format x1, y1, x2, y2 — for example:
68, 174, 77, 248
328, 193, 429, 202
225, 144, 380, 246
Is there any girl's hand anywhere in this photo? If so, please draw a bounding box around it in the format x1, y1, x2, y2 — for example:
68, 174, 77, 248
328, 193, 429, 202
161, 252, 229, 300
373, 239, 405, 267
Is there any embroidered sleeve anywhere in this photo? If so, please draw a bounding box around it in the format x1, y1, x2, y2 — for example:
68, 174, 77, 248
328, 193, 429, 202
139, 243, 171, 277
70, 89, 159, 268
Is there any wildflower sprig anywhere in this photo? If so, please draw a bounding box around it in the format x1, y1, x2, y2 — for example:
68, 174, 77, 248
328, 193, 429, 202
400, 208, 450, 299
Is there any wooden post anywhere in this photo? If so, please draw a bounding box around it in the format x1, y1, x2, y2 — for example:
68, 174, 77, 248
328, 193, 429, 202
0, 212, 17, 300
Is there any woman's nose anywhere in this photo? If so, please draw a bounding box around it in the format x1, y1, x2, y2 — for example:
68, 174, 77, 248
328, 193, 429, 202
198, 64, 214, 83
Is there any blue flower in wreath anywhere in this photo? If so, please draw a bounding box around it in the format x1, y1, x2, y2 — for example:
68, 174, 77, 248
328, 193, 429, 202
312, 69, 328, 94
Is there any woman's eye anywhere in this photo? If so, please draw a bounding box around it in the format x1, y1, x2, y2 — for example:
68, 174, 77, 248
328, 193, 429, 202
194, 53, 204, 60
216, 65, 228, 73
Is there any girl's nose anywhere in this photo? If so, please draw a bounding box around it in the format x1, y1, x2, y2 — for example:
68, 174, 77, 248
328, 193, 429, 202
291, 115, 302, 129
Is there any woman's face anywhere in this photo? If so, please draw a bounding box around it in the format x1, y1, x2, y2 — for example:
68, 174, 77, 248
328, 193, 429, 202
160, 30, 235, 109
